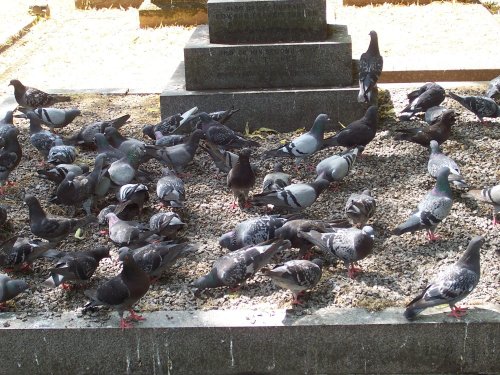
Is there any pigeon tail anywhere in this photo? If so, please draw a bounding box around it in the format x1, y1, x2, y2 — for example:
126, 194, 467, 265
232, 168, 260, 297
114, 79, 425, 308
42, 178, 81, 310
42, 274, 65, 288
392, 215, 424, 236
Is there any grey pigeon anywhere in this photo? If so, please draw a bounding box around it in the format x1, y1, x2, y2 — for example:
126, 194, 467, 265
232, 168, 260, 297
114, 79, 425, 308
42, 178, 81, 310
400, 83, 446, 117
392, 167, 452, 241
149, 212, 186, 239
156, 168, 185, 208
47, 138, 77, 164
262, 162, 290, 192
154, 133, 186, 147
322, 106, 377, 149
9, 79, 70, 109
424, 106, 448, 125
219, 215, 290, 251
142, 106, 198, 139
263, 114, 329, 166
250, 179, 330, 212
263, 258, 323, 304
428, 140, 467, 188
201, 143, 258, 174
486, 75, 500, 99
192, 239, 291, 290
227, 148, 256, 209
204, 106, 240, 124
68, 114, 130, 146
404, 236, 484, 320
0, 273, 28, 309
298, 226, 375, 278
37, 163, 89, 185
104, 127, 146, 163
0, 236, 53, 272
0, 127, 22, 186
24, 194, 97, 243
19, 107, 81, 132
315, 146, 361, 184
0, 111, 16, 138
83, 252, 150, 329
98, 204, 138, 224
344, 189, 377, 227
107, 152, 141, 187
358, 31, 383, 104
462, 184, 500, 225
105, 213, 152, 246
42, 246, 110, 289
115, 183, 149, 216
26, 111, 57, 159
94, 133, 124, 163
448, 92, 500, 122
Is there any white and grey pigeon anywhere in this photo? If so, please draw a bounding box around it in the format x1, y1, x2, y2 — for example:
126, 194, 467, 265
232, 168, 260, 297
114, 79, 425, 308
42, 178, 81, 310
344, 189, 377, 227
0, 236, 53, 272
263, 258, 323, 305
115, 183, 149, 216
262, 162, 290, 192
404, 236, 484, 320
192, 239, 291, 290
19, 108, 81, 132
448, 92, 500, 123
0, 273, 29, 309
263, 114, 330, 166
37, 163, 89, 185
149, 212, 186, 239
485, 75, 500, 99
298, 226, 374, 278
358, 30, 383, 103
462, 184, 500, 225
315, 146, 361, 184
47, 138, 77, 165
156, 167, 185, 208
393, 167, 453, 241
26, 110, 57, 159
427, 140, 467, 188
105, 213, 152, 246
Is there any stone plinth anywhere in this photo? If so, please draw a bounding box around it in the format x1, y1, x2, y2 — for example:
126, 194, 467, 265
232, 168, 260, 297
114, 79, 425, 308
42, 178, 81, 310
139, 0, 207, 28
184, 25, 352, 91
208, 0, 327, 44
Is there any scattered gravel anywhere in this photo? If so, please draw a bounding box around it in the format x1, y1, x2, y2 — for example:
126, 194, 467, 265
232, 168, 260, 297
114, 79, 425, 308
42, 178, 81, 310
1, 86, 499, 323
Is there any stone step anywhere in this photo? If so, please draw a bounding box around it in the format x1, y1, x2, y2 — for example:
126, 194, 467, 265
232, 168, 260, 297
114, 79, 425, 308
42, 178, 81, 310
161, 62, 366, 133
139, 0, 207, 27
184, 25, 353, 91
208, 0, 327, 44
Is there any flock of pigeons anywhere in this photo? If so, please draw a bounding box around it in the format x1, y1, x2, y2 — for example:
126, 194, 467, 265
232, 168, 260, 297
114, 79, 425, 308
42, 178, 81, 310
0, 31, 499, 329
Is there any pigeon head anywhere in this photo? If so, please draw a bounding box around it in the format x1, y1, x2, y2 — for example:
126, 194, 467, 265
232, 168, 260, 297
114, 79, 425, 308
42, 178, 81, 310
457, 236, 484, 272
361, 189, 372, 197
237, 148, 252, 159
361, 225, 375, 239
218, 231, 234, 249
441, 110, 456, 125
189, 129, 206, 143
311, 258, 324, 269
273, 162, 284, 173
91, 246, 111, 261
367, 31, 380, 54
429, 140, 440, 153
161, 167, 176, 177
311, 114, 330, 134
8, 79, 24, 89
192, 269, 222, 290
142, 125, 155, 140
117, 247, 132, 261
105, 212, 120, 227
4, 279, 29, 301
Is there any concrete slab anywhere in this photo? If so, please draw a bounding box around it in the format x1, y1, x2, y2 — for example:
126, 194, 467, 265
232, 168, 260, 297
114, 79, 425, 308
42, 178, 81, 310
139, 0, 208, 28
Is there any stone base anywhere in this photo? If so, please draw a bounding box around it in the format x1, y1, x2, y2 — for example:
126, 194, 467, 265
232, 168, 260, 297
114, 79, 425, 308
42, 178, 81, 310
139, 0, 207, 28
75, 0, 142, 8
160, 62, 367, 133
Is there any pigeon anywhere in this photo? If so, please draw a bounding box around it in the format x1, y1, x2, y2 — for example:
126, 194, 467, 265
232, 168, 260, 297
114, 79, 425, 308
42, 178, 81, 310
344, 189, 377, 227
263, 259, 323, 304
18, 107, 81, 132
24, 194, 97, 243
142, 106, 198, 139
67, 114, 130, 146
262, 162, 291, 192
462, 184, 500, 225
107, 152, 141, 187
219, 215, 290, 251
94, 133, 125, 163
424, 106, 448, 125
227, 148, 256, 209
192, 239, 291, 290
392, 167, 453, 241
0, 236, 53, 272
98, 204, 139, 224
197, 112, 260, 150
400, 83, 446, 117
486, 75, 500, 99
114, 183, 149, 216
250, 179, 330, 212
358, 31, 383, 104
0, 273, 29, 310
0, 111, 17, 138
201, 143, 258, 174
0, 127, 22, 186
156, 168, 185, 208
105, 213, 152, 246
263, 114, 329, 166
404, 236, 484, 320
448, 92, 500, 122
42, 246, 110, 289
428, 140, 467, 188
298, 226, 375, 278
104, 127, 146, 162
154, 133, 186, 147
83, 252, 150, 329
394, 109, 456, 147
47, 138, 77, 164
315, 146, 361, 184
26, 110, 57, 159
9, 79, 70, 109
0, 206, 6, 227
322, 106, 378, 149
205, 106, 240, 124
37, 164, 89, 185
149, 212, 186, 239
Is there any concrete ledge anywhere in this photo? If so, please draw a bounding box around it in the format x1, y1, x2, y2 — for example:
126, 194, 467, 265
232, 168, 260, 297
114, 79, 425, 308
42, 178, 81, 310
380, 68, 500, 84
75, 0, 143, 9
0, 306, 498, 374
139, 0, 208, 28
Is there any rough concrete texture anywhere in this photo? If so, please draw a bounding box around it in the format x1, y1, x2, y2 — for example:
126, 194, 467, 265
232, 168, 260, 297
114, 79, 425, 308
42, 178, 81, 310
208, 0, 327, 44
0, 306, 498, 374
139, 1, 208, 28
184, 25, 353, 90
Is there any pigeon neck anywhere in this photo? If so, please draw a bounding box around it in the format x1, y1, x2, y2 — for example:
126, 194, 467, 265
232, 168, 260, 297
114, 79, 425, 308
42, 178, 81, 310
29, 117, 43, 134
434, 173, 452, 196
457, 245, 480, 273
368, 35, 380, 55
27, 199, 46, 222
193, 271, 222, 289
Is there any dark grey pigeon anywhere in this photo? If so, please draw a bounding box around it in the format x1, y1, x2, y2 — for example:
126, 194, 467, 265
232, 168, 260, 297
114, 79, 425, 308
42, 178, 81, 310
68, 114, 130, 146
0, 128, 22, 186
428, 140, 467, 188
24, 194, 97, 243
219, 215, 290, 251
206, 106, 240, 124
345, 189, 377, 227
94, 133, 124, 163
263, 114, 329, 166
98, 204, 138, 224
250, 179, 330, 212
19, 107, 81, 132
227, 148, 256, 209
105, 213, 152, 246
0, 236, 53, 272
201, 143, 258, 174
156, 168, 185, 208
0, 110, 16, 138
400, 83, 445, 117
115, 183, 149, 216
47, 138, 77, 165
9, 79, 70, 109
424, 106, 448, 125
448, 92, 500, 122
298, 226, 375, 278
404, 236, 484, 320
104, 127, 146, 164
26, 110, 57, 159
42, 246, 110, 289
149, 212, 186, 239
83, 253, 150, 329
486, 75, 500, 99
154, 132, 186, 147
37, 163, 89, 185
393, 167, 452, 241
0, 273, 28, 309
322, 106, 377, 149
263, 258, 323, 304
107, 153, 140, 187
142, 106, 198, 139
192, 239, 291, 290
358, 31, 383, 104
262, 162, 290, 193
315, 146, 361, 184
462, 184, 500, 225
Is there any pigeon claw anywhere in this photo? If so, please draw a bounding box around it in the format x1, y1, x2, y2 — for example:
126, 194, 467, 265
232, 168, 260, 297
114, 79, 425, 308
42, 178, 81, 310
120, 318, 134, 330
61, 282, 74, 291
291, 291, 305, 305
448, 306, 468, 318
126, 309, 145, 322
426, 230, 440, 242
348, 264, 363, 279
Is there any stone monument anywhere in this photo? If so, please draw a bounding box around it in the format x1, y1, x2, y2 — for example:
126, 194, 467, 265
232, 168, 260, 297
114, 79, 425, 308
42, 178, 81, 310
160, 0, 367, 132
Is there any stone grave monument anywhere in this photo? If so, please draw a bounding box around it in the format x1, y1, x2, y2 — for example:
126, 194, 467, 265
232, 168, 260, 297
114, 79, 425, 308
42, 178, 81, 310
160, 0, 367, 132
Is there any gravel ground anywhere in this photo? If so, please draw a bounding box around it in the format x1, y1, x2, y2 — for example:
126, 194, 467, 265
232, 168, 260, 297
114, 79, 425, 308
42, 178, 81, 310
0, 85, 499, 323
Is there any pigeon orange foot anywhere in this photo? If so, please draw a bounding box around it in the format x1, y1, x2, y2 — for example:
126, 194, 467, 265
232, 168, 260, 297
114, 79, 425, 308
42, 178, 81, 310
348, 264, 363, 279
126, 309, 145, 322
447, 306, 468, 318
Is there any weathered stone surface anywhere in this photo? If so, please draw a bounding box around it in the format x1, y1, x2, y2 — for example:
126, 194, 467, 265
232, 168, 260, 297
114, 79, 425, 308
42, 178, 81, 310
184, 25, 352, 91
139, 1, 207, 28
208, 0, 327, 44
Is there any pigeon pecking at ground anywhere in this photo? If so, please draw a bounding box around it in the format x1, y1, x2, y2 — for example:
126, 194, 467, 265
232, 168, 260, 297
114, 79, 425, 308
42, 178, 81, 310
448, 92, 500, 123
262, 162, 291, 193
485, 75, 500, 99
0, 236, 53, 272
399, 82, 446, 119
156, 167, 185, 208
315, 146, 361, 185
427, 140, 467, 188
149, 212, 186, 239
462, 184, 500, 225
404, 236, 484, 320
105, 212, 152, 246
9, 79, 70, 109
68, 114, 130, 147
47, 138, 77, 165
344, 189, 377, 227
114, 183, 149, 216
424, 106, 449, 125
227, 148, 256, 209
37, 163, 89, 185
358, 31, 383, 104
0, 273, 29, 310
18, 107, 81, 132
